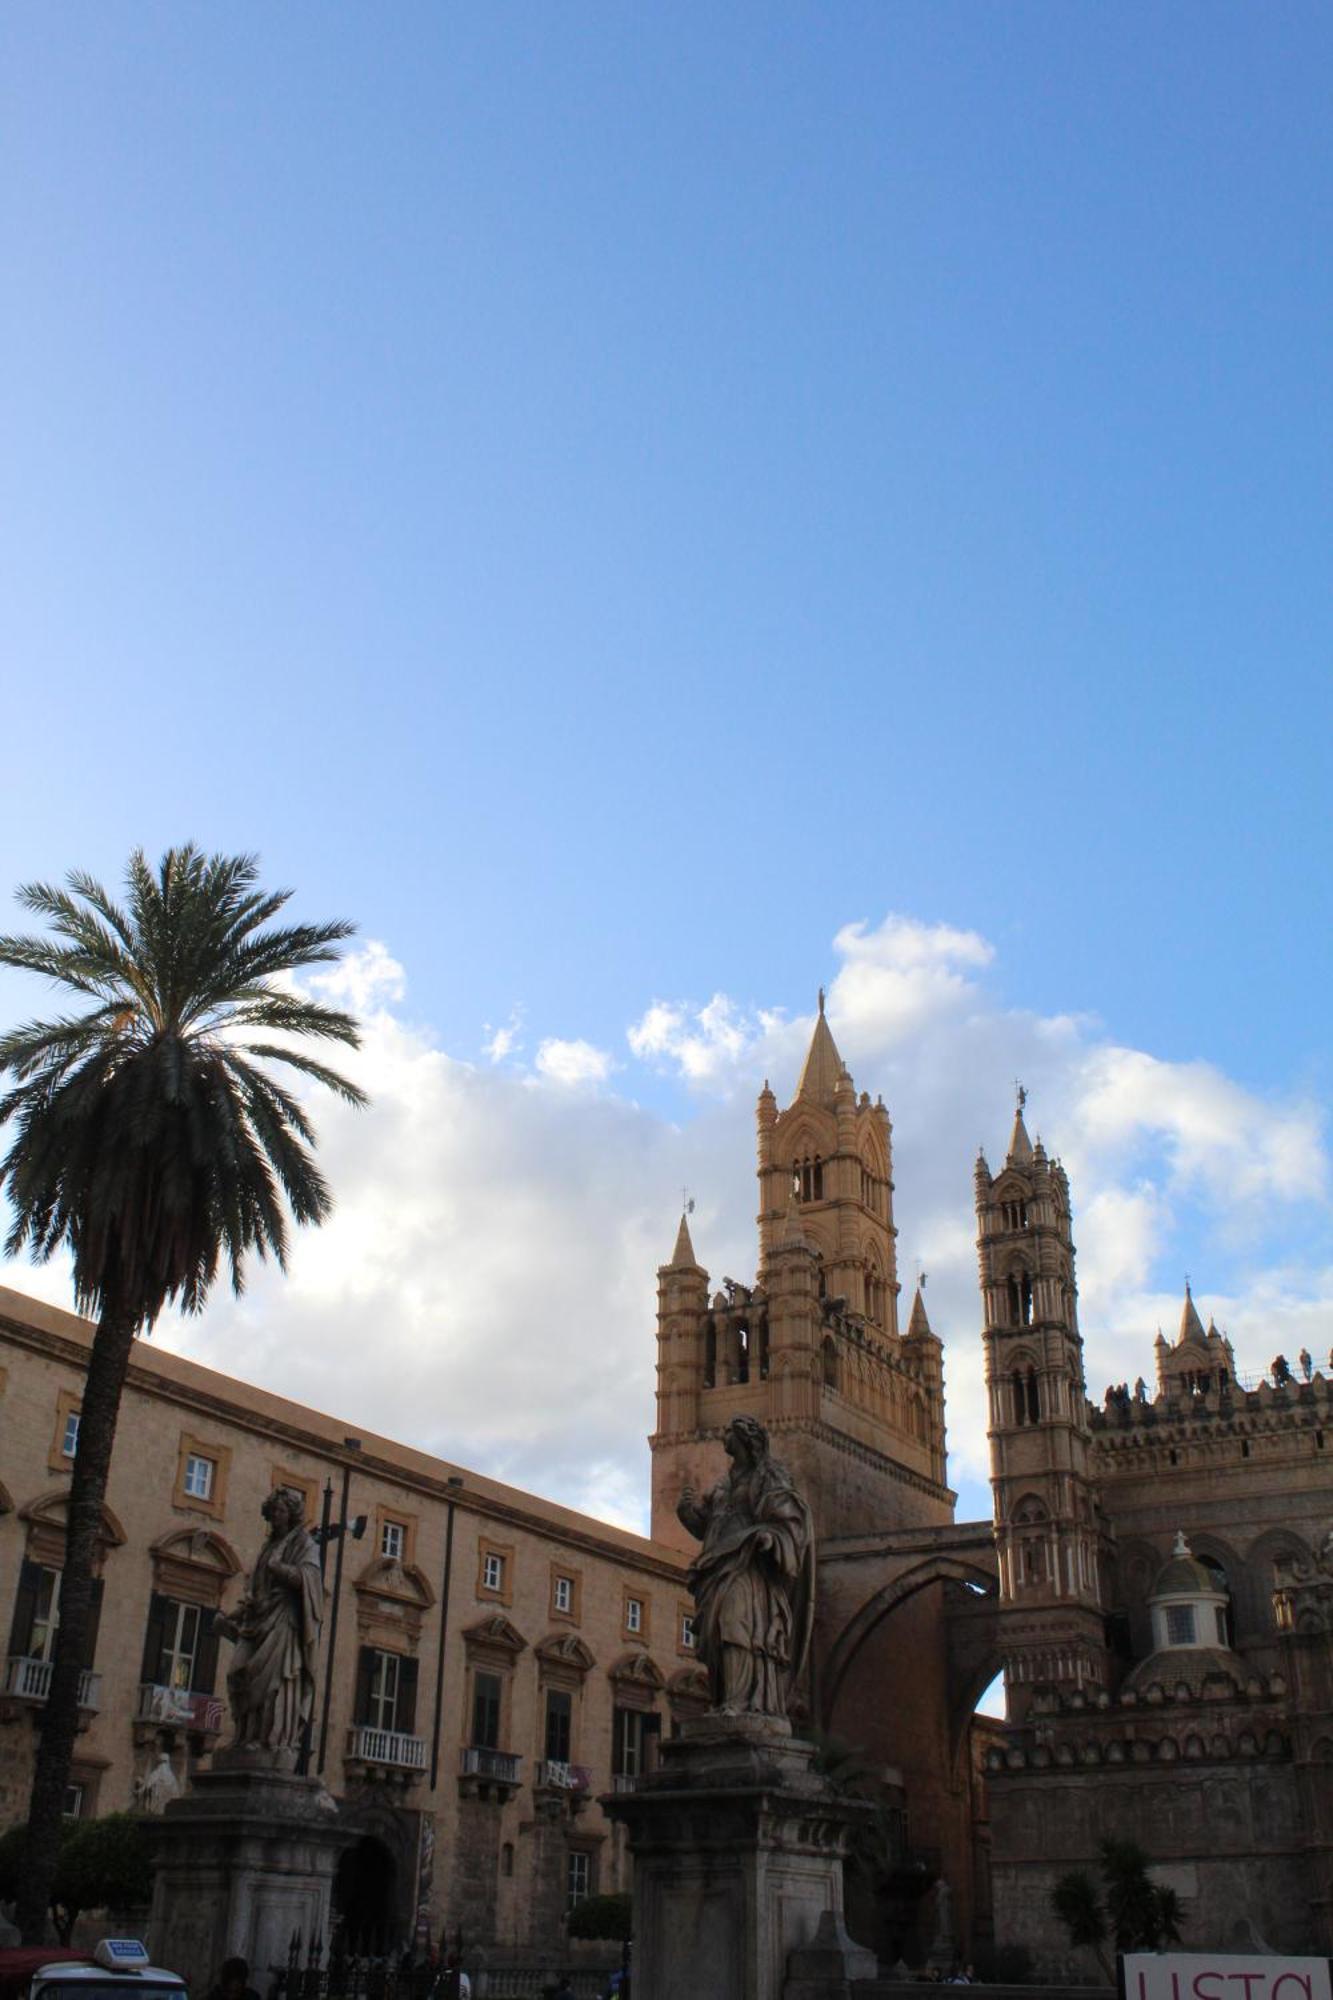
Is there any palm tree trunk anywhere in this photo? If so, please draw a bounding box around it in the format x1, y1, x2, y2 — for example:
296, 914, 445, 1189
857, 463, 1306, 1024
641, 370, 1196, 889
16, 1296, 137, 1943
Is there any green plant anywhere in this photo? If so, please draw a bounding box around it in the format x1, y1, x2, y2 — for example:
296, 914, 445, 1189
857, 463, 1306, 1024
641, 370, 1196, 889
0, 847, 365, 1941
566, 1892, 633, 1941
1052, 1838, 1183, 1980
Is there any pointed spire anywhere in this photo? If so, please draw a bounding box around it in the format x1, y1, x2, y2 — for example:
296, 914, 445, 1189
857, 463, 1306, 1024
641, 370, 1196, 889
906, 1281, 934, 1341
1007, 1086, 1034, 1166
670, 1210, 698, 1268
1178, 1283, 1205, 1346
794, 997, 845, 1104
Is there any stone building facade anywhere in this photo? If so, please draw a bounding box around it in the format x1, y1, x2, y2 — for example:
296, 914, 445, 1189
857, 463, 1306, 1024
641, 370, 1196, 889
0, 1286, 701, 1953
1, 1004, 1329, 1970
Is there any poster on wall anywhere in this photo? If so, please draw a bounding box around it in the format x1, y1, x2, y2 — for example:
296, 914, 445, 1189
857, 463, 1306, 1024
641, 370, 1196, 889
1121, 1956, 1333, 2000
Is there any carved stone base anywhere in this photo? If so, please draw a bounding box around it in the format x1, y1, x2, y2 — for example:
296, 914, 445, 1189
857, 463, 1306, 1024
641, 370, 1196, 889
148, 1765, 356, 1994
603, 1721, 872, 2000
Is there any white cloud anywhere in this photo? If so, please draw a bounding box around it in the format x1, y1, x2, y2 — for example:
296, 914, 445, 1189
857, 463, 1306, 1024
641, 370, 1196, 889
3, 921, 1328, 1539
482, 1007, 524, 1064
534, 1037, 614, 1086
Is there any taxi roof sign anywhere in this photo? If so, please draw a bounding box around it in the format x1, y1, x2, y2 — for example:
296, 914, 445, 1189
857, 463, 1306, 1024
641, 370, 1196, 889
91, 1946, 151, 1973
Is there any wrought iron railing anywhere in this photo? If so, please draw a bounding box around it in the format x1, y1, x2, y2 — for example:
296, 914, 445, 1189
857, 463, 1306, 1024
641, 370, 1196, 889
137, 1682, 225, 1730
459, 1744, 521, 1783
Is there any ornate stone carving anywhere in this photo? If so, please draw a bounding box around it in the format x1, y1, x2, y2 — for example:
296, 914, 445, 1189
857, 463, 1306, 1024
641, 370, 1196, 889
213, 1486, 322, 1769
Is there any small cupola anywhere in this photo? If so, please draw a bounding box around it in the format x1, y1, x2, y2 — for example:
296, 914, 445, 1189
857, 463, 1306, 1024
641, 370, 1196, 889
1148, 1532, 1230, 1652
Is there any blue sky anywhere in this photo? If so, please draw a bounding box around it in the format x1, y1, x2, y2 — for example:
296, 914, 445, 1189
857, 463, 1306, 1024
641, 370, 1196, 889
1, 6, 1330, 1528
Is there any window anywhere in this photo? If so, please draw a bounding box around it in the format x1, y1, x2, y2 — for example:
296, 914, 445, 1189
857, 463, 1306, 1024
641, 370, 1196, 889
1166, 1605, 1196, 1646
62, 1784, 85, 1819
31, 1567, 61, 1662
61, 1412, 80, 1459
545, 1688, 572, 1764
1007, 1271, 1034, 1327
183, 1453, 215, 1501
472, 1670, 502, 1749
477, 1539, 514, 1603
613, 1706, 642, 1777
355, 1647, 419, 1736
567, 1851, 591, 1910
381, 1520, 405, 1562
1002, 1199, 1029, 1232
141, 1594, 219, 1697
681, 1611, 696, 1651
483, 1552, 504, 1593
625, 1598, 642, 1635
554, 1575, 573, 1615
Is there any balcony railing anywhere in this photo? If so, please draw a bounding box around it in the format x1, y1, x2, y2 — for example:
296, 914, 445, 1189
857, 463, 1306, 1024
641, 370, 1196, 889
611, 1771, 641, 1793
347, 1725, 427, 1771
137, 1683, 225, 1731
460, 1745, 521, 1784
537, 1759, 592, 1792
5, 1656, 101, 1710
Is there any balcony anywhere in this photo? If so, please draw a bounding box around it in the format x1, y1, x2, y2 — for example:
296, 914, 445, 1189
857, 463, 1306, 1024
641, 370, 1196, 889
611, 1772, 641, 1794
536, 1759, 593, 1794
4, 1657, 101, 1711
346, 1725, 427, 1775
458, 1744, 522, 1801
137, 1683, 225, 1733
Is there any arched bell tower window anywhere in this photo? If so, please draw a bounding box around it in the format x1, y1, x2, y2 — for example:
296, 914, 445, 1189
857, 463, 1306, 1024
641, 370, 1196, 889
821, 1335, 838, 1390
1010, 1364, 1040, 1424
793, 1155, 824, 1203
1007, 1271, 1034, 1327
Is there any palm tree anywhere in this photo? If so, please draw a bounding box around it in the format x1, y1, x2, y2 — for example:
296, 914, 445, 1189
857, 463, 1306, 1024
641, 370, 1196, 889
0, 846, 367, 1942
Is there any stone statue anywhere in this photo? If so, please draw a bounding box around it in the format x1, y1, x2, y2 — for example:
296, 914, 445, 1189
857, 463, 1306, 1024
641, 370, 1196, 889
677, 1414, 815, 1719
214, 1486, 323, 1765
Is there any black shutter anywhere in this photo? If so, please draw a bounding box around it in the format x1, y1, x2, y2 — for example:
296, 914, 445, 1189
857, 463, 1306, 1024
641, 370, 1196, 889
140, 1593, 172, 1685
9, 1560, 42, 1657
354, 1646, 376, 1726
82, 1578, 104, 1671
194, 1608, 220, 1695
396, 1656, 419, 1735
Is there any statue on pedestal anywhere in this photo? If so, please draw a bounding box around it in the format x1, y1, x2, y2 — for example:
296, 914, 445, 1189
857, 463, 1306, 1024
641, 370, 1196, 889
214, 1487, 323, 1764
677, 1414, 815, 1718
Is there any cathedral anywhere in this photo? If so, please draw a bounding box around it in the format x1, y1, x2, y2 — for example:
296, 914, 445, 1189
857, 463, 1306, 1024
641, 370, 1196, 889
650, 1003, 1333, 1971
0, 1004, 1330, 1973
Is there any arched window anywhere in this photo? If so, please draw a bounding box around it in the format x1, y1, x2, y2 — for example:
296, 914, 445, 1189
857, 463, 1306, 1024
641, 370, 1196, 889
703, 1320, 717, 1389
1007, 1271, 1034, 1326
1026, 1367, 1040, 1423
757, 1314, 770, 1381
821, 1336, 838, 1390
1012, 1370, 1026, 1426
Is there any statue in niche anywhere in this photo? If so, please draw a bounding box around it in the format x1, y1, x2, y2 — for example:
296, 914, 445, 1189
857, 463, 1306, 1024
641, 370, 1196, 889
677, 1414, 815, 1718
214, 1486, 323, 1766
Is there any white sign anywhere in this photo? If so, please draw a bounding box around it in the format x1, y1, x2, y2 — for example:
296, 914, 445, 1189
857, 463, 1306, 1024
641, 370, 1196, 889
1122, 1956, 1333, 2000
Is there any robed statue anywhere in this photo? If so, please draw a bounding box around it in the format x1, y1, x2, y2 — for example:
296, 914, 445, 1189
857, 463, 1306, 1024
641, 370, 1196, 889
214, 1486, 323, 1764
677, 1415, 815, 1718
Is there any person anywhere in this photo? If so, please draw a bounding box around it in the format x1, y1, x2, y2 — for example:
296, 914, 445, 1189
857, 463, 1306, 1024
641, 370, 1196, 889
677, 1414, 815, 1718
214, 1487, 323, 1762
207, 1959, 261, 2000
437, 1951, 470, 2000
551, 1978, 575, 2000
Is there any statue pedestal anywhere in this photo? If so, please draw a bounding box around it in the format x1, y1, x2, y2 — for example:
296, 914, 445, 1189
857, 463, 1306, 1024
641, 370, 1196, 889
603, 1718, 875, 2000
148, 1755, 355, 1993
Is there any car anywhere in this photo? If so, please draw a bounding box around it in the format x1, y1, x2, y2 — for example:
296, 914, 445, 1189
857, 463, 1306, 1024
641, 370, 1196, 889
0, 1940, 187, 2000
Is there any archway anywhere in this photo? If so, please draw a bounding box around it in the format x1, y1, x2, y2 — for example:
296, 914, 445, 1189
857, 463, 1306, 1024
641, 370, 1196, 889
335, 1835, 398, 1955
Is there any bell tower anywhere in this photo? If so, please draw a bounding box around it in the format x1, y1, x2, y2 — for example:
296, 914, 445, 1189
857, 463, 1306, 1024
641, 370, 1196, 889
978, 1093, 1108, 1716
650, 997, 953, 1548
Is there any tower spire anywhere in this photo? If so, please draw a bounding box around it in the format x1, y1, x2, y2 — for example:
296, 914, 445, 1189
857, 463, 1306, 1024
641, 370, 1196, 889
1007, 1082, 1034, 1165
795, 998, 843, 1104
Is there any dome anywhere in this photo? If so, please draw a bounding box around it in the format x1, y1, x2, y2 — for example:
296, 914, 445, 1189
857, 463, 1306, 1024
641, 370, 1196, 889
1150, 1532, 1224, 1604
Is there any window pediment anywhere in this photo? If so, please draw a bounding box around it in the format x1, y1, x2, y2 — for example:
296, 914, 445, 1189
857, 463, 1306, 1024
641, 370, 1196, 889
150, 1527, 241, 1607
354, 1556, 435, 1609
609, 1649, 665, 1692
536, 1631, 596, 1674
20, 1488, 125, 1570
463, 1612, 527, 1661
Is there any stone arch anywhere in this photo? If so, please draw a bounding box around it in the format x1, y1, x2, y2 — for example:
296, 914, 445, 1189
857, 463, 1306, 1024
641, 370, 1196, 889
1243, 1526, 1315, 1635
821, 1553, 999, 1727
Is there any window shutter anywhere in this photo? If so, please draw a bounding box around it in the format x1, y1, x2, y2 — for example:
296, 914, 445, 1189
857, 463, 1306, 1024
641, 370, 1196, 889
354, 1646, 376, 1726
194, 1608, 220, 1695
396, 1656, 419, 1735
140, 1593, 172, 1685
9, 1560, 42, 1657
82, 1578, 105, 1670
